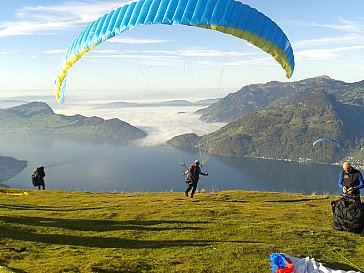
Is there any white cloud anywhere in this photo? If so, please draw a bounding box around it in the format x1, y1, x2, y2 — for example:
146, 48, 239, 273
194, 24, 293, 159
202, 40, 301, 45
86, 57, 180, 67
54, 103, 226, 146
288, 17, 364, 34
0, 1, 125, 37
0, 50, 17, 55
296, 49, 336, 60
290, 19, 364, 61
294, 34, 363, 48
88, 48, 255, 59
84, 48, 255, 67
108, 37, 170, 44
296, 45, 364, 60
0, 20, 77, 36
220, 56, 274, 66
135, 60, 180, 67
319, 17, 364, 33
89, 49, 120, 54
93, 48, 254, 57
42, 49, 66, 55
87, 52, 177, 60
171, 49, 255, 58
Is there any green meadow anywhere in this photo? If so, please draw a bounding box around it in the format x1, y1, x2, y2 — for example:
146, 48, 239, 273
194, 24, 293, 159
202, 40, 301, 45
0, 188, 363, 272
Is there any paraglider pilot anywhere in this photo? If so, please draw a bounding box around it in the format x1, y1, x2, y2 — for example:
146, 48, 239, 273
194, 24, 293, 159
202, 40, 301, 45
31, 166, 46, 190
338, 162, 364, 203
185, 160, 209, 198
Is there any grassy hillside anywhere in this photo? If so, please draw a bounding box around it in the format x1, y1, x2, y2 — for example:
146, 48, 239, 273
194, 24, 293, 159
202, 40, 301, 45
198, 92, 347, 163
171, 91, 364, 164
0, 188, 363, 272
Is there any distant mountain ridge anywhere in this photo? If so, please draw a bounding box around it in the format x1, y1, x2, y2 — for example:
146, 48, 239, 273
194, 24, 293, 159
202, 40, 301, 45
94, 99, 220, 109
0, 99, 29, 109
0, 102, 147, 142
198, 76, 364, 123
0, 156, 27, 183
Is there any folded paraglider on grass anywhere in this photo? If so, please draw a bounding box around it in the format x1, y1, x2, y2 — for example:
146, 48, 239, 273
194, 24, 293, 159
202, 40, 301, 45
270, 253, 363, 273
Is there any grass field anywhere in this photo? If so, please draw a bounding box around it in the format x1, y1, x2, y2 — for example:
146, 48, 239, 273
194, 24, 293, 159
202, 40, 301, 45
0, 187, 363, 272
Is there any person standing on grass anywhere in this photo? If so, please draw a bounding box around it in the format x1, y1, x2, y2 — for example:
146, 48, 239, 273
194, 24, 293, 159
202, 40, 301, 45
31, 166, 46, 190
184, 160, 209, 198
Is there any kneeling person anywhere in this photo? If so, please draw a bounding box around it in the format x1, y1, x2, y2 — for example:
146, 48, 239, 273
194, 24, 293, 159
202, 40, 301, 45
338, 161, 364, 204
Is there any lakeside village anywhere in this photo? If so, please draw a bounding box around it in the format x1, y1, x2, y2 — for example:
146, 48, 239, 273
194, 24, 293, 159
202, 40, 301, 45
252, 152, 364, 170
298, 157, 364, 170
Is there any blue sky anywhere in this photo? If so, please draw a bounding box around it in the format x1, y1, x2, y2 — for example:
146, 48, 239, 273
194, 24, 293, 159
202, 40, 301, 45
1, 0, 364, 103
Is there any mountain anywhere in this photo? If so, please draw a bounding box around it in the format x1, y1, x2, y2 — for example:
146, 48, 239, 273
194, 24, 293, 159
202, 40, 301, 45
198, 76, 364, 123
3, 101, 55, 117
0, 99, 29, 109
0, 156, 27, 183
94, 99, 220, 109
167, 133, 200, 149
0, 102, 147, 142
173, 91, 364, 163
195, 98, 221, 105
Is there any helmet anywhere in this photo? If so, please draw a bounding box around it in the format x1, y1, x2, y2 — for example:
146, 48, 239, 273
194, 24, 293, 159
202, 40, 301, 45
194, 160, 200, 165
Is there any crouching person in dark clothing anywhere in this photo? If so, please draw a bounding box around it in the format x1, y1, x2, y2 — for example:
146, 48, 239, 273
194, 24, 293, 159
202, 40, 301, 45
185, 160, 209, 198
338, 161, 364, 205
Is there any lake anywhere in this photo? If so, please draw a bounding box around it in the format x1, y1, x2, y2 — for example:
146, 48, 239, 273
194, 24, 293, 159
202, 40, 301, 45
0, 133, 343, 195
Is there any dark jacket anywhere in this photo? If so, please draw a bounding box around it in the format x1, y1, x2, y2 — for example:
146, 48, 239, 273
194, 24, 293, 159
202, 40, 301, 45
32, 167, 45, 186
338, 167, 364, 195
37, 167, 45, 178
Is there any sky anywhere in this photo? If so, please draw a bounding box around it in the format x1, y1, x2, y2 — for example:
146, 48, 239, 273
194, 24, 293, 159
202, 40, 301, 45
1, 0, 364, 105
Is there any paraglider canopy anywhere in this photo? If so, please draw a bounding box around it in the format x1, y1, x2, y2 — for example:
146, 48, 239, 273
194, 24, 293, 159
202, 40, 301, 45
312, 138, 340, 147
54, 0, 295, 105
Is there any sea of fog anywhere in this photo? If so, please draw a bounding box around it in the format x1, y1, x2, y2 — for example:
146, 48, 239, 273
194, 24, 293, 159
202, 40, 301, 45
54, 101, 226, 146
0, 100, 343, 195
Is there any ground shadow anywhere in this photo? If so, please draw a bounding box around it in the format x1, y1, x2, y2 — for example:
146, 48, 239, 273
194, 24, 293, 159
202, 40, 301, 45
0, 215, 208, 232
265, 197, 331, 203
0, 260, 27, 273
0, 228, 262, 249
7, 267, 27, 273
225, 200, 247, 203
0, 203, 117, 212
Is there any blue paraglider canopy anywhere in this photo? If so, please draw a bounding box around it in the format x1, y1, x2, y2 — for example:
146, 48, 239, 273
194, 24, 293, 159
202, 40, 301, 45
54, 0, 295, 105
312, 138, 340, 147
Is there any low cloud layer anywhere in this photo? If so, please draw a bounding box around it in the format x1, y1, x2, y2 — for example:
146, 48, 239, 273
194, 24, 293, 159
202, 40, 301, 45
54, 102, 226, 146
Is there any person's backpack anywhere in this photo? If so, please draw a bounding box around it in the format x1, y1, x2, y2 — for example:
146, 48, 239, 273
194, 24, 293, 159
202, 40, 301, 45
331, 196, 364, 234
31, 169, 40, 187
185, 164, 198, 182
